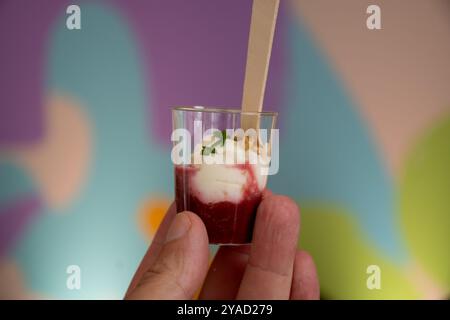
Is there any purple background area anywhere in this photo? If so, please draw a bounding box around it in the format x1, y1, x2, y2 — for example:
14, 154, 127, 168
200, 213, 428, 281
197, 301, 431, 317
0, 1, 58, 145
117, 0, 286, 142
0, 0, 286, 145
0, 196, 42, 256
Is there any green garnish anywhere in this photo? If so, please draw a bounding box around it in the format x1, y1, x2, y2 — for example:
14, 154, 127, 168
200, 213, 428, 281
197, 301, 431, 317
201, 146, 216, 155
201, 130, 228, 155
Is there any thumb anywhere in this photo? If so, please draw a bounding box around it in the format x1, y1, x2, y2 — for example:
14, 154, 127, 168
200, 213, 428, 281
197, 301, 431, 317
126, 212, 209, 299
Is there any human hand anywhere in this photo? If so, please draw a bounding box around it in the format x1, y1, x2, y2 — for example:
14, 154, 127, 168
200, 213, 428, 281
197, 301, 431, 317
125, 191, 320, 300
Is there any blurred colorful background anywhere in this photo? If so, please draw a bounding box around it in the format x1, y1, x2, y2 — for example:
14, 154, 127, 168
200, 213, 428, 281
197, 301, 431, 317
0, 0, 448, 299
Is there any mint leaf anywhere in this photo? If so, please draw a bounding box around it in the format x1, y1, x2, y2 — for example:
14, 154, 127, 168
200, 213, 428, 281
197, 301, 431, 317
202, 130, 228, 155
201, 146, 216, 156
213, 129, 227, 145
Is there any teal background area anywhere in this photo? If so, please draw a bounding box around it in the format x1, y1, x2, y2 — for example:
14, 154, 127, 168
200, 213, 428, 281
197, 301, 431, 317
270, 16, 405, 261
14, 4, 170, 298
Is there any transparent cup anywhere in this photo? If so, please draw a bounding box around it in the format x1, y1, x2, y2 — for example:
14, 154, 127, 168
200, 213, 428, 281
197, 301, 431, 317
172, 106, 278, 244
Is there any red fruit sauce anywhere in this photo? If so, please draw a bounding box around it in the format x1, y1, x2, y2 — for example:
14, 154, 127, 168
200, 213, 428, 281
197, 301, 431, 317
175, 164, 262, 244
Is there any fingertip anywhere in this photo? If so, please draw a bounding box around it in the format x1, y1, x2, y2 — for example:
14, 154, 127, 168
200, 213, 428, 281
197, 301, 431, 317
262, 189, 273, 199
291, 250, 320, 300
178, 212, 209, 270
257, 194, 300, 233
181, 211, 209, 241
296, 250, 316, 271
165, 212, 193, 243
181, 210, 203, 225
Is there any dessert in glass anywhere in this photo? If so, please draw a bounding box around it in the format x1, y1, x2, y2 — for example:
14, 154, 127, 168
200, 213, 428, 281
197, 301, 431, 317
172, 106, 277, 244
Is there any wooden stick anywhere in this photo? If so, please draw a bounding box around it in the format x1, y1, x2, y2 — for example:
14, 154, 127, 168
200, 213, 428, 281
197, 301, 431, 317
241, 0, 280, 130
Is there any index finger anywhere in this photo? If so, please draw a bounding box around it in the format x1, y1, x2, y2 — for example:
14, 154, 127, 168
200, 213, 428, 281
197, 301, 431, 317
236, 195, 300, 299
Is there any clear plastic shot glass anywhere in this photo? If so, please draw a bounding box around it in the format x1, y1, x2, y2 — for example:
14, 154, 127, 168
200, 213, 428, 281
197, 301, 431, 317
172, 106, 278, 244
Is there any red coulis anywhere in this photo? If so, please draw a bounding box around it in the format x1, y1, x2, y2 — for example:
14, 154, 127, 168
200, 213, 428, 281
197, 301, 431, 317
175, 164, 262, 244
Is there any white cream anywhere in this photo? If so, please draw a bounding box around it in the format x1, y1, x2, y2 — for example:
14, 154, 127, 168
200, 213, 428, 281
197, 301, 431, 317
190, 136, 269, 204
192, 164, 248, 203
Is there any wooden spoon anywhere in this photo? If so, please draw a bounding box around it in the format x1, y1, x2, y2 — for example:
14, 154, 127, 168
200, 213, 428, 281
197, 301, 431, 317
241, 0, 280, 130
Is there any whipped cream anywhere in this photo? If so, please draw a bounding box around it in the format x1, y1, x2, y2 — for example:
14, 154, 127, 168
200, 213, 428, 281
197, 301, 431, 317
190, 134, 269, 204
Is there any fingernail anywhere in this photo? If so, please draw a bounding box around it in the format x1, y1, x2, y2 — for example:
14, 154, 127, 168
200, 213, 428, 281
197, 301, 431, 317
165, 213, 191, 243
